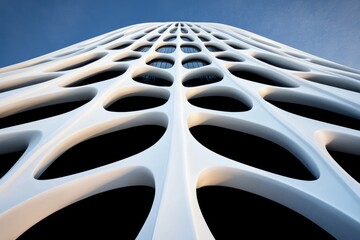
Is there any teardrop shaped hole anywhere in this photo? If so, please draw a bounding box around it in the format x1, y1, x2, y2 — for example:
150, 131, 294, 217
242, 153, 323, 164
197, 186, 333, 239
38, 125, 166, 179
190, 125, 315, 180
18, 186, 155, 239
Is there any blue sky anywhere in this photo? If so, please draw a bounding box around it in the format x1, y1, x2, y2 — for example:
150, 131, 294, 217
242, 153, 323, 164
1, 0, 359, 70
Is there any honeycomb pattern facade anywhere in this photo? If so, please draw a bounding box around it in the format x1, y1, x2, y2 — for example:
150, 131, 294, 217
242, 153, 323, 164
0, 22, 360, 239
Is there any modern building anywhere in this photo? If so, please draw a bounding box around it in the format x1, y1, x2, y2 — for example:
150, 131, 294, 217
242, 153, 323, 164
0, 22, 359, 239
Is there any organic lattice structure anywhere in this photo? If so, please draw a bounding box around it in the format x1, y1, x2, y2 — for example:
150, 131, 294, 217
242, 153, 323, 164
0, 22, 360, 239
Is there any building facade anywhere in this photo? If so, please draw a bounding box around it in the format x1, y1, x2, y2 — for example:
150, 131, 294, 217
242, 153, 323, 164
0, 22, 359, 239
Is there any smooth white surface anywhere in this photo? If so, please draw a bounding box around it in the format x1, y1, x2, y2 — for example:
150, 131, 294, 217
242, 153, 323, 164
0, 22, 359, 239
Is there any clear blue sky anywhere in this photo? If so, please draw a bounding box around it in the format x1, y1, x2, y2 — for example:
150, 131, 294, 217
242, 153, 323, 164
1, 0, 359, 70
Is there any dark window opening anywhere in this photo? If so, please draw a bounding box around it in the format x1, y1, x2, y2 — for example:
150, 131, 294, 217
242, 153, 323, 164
181, 36, 193, 42
147, 59, 174, 69
38, 125, 166, 179
181, 28, 188, 33
0, 100, 90, 129
189, 96, 250, 112
181, 45, 201, 53
198, 36, 210, 42
0, 75, 59, 93
106, 96, 167, 112
205, 45, 224, 52
156, 46, 176, 54
66, 69, 126, 87
183, 59, 210, 69
133, 74, 172, 87
216, 55, 242, 62
190, 125, 316, 180
327, 149, 360, 183
227, 42, 247, 50
164, 36, 176, 42
18, 186, 155, 240
109, 42, 132, 50
55, 56, 102, 71
183, 74, 222, 87
255, 56, 305, 71
134, 45, 152, 52
265, 99, 360, 131
148, 36, 160, 42
0, 149, 26, 178
115, 55, 140, 62
229, 69, 293, 87
197, 186, 333, 239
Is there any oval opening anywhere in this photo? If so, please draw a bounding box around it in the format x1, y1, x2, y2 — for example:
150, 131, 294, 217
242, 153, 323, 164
255, 54, 308, 71
134, 45, 152, 52
0, 98, 92, 129
18, 186, 155, 239
265, 98, 360, 131
148, 36, 160, 42
226, 42, 247, 50
0, 74, 60, 93
147, 59, 174, 69
54, 55, 103, 71
181, 28, 188, 33
190, 125, 316, 180
164, 36, 176, 42
181, 36, 194, 42
188, 95, 250, 112
66, 68, 127, 87
115, 54, 141, 62
183, 71, 223, 87
229, 67, 295, 87
205, 44, 224, 52
133, 72, 173, 87
108, 42, 133, 50
303, 74, 360, 93
170, 28, 177, 34
197, 186, 332, 239
216, 54, 243, 62
198, 35, 210, 42
182, 59, 210, 69
181, 45, 201, 53
156, 45, 176, 54
106, 95, 168, 112
38, 125, 166, 179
